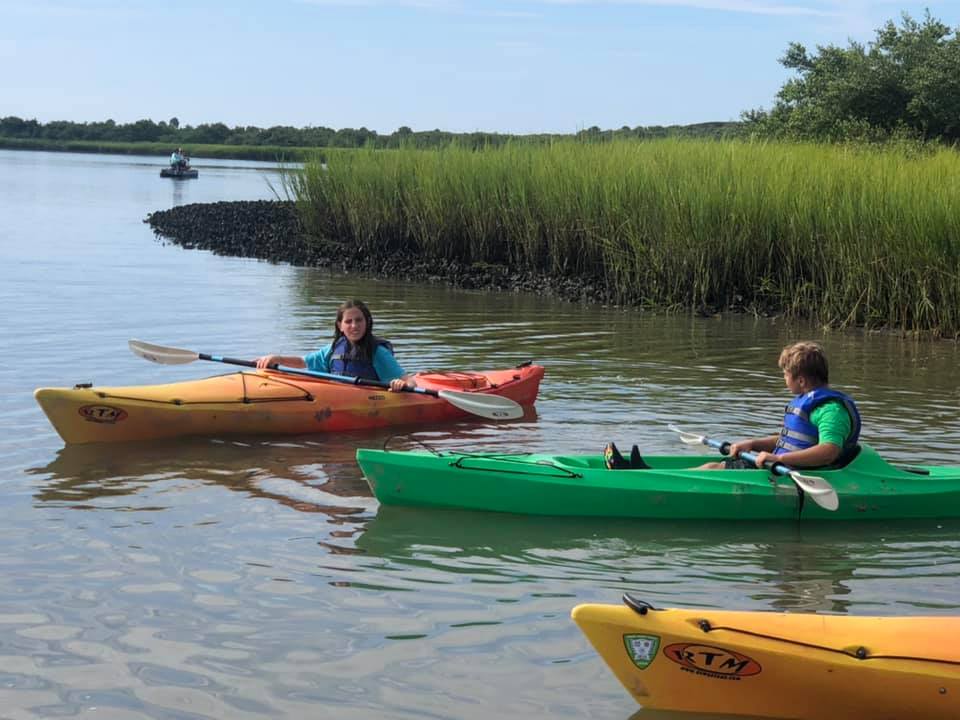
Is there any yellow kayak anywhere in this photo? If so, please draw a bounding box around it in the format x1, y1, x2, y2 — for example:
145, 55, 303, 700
572, 594, 959, 719
34, 364, 544, 444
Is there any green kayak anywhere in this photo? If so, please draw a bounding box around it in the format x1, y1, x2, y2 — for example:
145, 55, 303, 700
355, 444, 960, 520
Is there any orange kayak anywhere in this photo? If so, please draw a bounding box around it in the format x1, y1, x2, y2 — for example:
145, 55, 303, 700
35, 364, 543, 444
573, 594, 960, 720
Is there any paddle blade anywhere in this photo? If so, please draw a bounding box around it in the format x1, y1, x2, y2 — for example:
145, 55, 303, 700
788, 471, 840, 511
436, 389, 524, 421
669, 424, 705, 446
129, 339, 199, 365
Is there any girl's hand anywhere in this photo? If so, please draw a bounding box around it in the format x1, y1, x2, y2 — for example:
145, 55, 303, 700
255, 355, 279, 369
389, 378, 411, 392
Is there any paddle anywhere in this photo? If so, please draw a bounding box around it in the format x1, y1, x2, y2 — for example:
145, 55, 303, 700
128, 339, 524, 421
668, 424, 839, 511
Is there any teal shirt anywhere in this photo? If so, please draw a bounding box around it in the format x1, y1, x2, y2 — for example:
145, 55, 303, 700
304, 343, 406, 382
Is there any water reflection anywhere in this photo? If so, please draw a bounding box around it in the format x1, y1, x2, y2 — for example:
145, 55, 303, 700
357, 506, 960, 615
170, 176, 185, 206
27, 435, 372, 521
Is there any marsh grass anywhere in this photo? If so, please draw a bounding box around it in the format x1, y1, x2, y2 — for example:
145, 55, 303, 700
290, 140, 960, 336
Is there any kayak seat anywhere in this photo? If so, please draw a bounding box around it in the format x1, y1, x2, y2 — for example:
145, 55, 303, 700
819, 443, 862, 471
416, 371, 492, 391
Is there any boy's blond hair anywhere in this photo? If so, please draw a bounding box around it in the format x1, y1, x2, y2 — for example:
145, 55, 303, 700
778, 341, 829, 385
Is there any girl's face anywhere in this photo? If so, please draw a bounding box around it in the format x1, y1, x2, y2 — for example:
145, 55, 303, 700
338, 307, 368, 343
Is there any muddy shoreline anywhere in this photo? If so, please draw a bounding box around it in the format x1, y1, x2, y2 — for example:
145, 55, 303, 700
145, 200, 624, 305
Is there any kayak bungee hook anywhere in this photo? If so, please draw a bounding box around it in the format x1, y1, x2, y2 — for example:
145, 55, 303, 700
623, 594, 661, 615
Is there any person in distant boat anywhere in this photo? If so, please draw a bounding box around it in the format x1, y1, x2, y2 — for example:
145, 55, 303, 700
255, 299, 416, 392
170, 148, 183, 168
692, 341, 861, 470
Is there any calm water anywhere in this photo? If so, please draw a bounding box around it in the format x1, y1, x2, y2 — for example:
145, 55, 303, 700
1, 148, 959, 719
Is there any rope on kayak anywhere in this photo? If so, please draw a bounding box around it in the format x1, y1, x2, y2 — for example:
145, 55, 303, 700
382, 434, 443, 455
87, 372, 315, 405
450, 454, 583, 479
379, 436, 546, 471
90, 390, 315, 405
239, 372, 316, 402
694, 620, 960, 667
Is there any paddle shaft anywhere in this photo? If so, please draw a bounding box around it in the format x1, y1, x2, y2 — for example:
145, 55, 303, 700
700, 436, 794, 476
198, 352, 442, 397
668, 423, 839, 511
128, 339, 526, 420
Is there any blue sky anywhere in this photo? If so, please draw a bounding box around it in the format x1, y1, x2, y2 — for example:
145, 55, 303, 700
2, 1, 957, 134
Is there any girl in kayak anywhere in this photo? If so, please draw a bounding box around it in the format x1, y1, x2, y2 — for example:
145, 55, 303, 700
255, 299, 416, 391
698, 340, 861, 470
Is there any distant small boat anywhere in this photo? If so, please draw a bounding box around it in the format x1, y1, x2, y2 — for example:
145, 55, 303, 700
160, 165, 198, 179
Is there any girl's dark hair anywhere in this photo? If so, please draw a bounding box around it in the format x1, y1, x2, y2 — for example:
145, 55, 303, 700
333, 299, 380, 362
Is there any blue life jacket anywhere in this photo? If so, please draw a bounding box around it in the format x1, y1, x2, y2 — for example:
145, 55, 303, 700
774, 388, 861, 463
328, 336, 393, 381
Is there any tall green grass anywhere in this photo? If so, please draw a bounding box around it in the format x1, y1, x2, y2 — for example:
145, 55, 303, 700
289, 140, 960, 336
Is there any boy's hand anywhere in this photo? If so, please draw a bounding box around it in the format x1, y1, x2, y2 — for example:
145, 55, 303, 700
729, 441, 753, 458
753, 451, 776, 468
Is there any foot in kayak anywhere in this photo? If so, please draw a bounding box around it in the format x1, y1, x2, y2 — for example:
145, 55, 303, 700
604, 442, 631, 469
629, 445, 651, 469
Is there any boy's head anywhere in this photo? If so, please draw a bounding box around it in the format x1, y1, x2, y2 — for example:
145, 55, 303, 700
778, 341, 829, 387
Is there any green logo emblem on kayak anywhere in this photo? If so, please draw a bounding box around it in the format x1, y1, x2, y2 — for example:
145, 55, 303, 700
624, 634, 660, 669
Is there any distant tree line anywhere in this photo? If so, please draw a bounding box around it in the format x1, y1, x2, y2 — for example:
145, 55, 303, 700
6, 12, 955, 150
745, 11, 960, 143
0, 115, 739, 150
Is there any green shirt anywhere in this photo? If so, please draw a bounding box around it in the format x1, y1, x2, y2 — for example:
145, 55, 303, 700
810, 400, 852, 448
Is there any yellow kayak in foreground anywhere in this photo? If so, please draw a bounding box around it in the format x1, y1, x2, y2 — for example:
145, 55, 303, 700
572, 594, 959, 719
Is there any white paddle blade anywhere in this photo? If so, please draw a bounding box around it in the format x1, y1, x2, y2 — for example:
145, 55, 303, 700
789, 472, 840, 511
668, 424, 705, 446
129, 339, 199, 365
437, 390, 524, 421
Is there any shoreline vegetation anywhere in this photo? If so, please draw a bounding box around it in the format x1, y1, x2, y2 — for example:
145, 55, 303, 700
30, 11, 960, 337
0, 137, 314, 163
145, 139, 960, 339
292, 140, 958, 337
0, 118, 739, 160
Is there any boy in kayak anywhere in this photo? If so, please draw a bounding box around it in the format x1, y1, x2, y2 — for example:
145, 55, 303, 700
697, 340, 861, 470
605, 341, 861, 470
255, 299, 416, 392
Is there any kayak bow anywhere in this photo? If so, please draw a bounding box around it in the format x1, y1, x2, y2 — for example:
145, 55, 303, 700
572, 594, 960, 719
